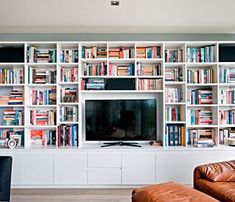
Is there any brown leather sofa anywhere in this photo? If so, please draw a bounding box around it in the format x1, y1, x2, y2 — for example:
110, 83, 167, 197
132, 182, 218, 202
194, 160, 235, 202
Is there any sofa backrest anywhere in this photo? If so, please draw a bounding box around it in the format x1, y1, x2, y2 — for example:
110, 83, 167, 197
197, 160, 235, 182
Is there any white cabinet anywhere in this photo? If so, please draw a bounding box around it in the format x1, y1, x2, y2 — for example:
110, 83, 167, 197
20, 152, 53, 185
122, 152, 155, 185
156, 151, 191, 184
54, 152, 87, 185
87, 152, 121, 185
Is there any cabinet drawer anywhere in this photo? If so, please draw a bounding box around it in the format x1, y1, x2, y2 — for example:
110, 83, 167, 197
88, 168, 121, 184
88, 152, 121, 168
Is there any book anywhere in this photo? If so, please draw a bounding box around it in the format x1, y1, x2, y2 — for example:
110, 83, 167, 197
30, 109, 56, 125
137, 63, 161, 76
109, 47, 134, 59
109, 63, 134, 76
187, 45, 215, 63
60, 106, 78, 122
0, 129, 24, 147
60, 87, 78, 103
31, 130, 56, 146
60, 49, 78, 63
83, 62, 107, 76
27, 46, 56, 63
165, 88, 184, 103
82, 46, 107, 59
187, 68, 214, 84
165, 106, 183, 121
219, 109, 235, 125
0, 67, 24, 84
136, 46, 161, 59
3, 109, 23, 126
219, 67, 235, 83
165, 49, 183, 62
189, 109, 213, 125
138, 79, 162, 90
57, 124, 78, 147
31, 88, 56, 105
165, 124, 185, 146
61, 67, 78, 82
165, 67, 183, 82
28, 66, 56, 84
189, 89, 213, 105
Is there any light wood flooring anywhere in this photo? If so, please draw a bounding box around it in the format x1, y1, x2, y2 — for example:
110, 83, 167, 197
11, 188, 133, 202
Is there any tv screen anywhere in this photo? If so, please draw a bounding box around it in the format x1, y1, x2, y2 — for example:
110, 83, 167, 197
85, 99, 156, 141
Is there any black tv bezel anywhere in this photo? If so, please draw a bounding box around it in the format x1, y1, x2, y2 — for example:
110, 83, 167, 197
84, 98, 157, 142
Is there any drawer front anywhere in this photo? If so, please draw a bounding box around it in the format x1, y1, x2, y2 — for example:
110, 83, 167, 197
88, 168, 121, 184
88, 152, 121, 168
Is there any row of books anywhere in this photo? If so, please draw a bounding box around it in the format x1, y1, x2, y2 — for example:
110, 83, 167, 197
109, 47, 134, 59
28, 67, 56, 84
189, 89, 213, 104
0, 68, 24, 84
31, 130, 56, 146
0, 129, 24, 147
219, 109, 235, 125
61, 67, 78, 82
220, 89, 235, 104
136, 46, 161, 59
60, 87, 78, 103
137, 63, 162, 76
219, 128, 235, 144
82, 47, 107, 59
30, 110, 56, 125
83, 62, 107, 76
31, 88, 56, 105
165, 124, 185, 146
165, 49, 183, 62
59, 49, 78, 63
60, 106, 78, 122
219, 67, 235, 83
81, 78, 105, 90
165, 67, 183, 82
109, 64, 134, 76
189, 109, 213, 125
187, 69, 214, 84
187, 45, 215, 63
165, 106, 183, 121
57, 124, 78, 147
165, 88, 184, 103
27, 46, 56, 63
187, 128, 214, 147
138, 79, 162, 90
3, 110, 23, 126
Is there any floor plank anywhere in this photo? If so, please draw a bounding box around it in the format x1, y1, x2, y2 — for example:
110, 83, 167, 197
11, 188, 133, 202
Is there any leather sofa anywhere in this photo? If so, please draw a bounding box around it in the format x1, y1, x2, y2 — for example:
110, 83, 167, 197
194, 160, 235, 202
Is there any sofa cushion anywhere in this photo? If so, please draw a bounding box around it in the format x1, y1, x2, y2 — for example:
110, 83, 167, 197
132, 182, 218, 202
198, 160, 235, 182
196, 179, 235, 202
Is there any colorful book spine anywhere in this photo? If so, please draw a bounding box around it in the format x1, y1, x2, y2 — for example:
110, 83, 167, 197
57, 124, 78, 147
187, 68, 214, 83
137, 63, 161, 76
187, 45, 214, 63
165, 124, 185, 146
61, 67, 78, 82
165, 49, 183, 62
138, 79, 162, 90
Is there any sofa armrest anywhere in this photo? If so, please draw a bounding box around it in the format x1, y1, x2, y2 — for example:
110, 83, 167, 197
193, 166, 204, 189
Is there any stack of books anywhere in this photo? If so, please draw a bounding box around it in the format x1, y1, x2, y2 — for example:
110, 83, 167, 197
187, 45, 215, 63
60, 87, 78, 103
8, 89, 24, 105
109, 47, 134, 59
165, 124, 185, 146
61, 67, 78, 82
82, 46, 107, 59
31, 130, 56, 146
219, 128, 235, 144
165, 49, 183, 62
165, 68, 183, 82
28, 67, 56, 84
0, 96, 9, 105
188, 128, 214, 145
31, 88, 56, 105
137, 63, 161, 76
0, 129, 24, 147
190, 89, 213, 104
3, 110, 23, 126
60, 49, 78, 63
109, 63, 134, 76
189, 109, 213, 125
0, 68, 24, 84
30, 109, 56, 125
60, 106, 78, 122
57, 124, 78, 147
83, 62, 107, 76
136, 46, 161, 58
193, 138, 214, 148
82, 78, 105, 90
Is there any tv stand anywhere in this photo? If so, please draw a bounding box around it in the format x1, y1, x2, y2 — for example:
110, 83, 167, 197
101, 142, 142, 148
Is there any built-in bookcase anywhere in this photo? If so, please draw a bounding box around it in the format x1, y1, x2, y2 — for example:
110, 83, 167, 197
1, 41, 235, 149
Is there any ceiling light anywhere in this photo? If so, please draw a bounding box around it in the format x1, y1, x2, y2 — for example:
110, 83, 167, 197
110, 1, 120, 7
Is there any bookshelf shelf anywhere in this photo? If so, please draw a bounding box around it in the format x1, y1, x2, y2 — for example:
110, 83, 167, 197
0, 41, 234, 150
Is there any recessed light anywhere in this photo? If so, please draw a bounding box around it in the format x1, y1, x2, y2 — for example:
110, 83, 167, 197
110, 1, 120, 7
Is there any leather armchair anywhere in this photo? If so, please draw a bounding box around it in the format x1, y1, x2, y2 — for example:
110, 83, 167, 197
0, 156, 12, 202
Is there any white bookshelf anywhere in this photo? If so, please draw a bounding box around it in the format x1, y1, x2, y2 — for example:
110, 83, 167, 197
0, 41, 235, 149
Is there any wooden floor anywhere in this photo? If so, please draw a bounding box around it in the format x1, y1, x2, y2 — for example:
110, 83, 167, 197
11, 188, 133, 202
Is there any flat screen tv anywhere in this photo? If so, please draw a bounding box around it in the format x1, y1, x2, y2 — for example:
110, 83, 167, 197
85, 99, 156, 141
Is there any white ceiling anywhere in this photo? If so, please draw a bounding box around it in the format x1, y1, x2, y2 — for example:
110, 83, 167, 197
0, 0, 235, 33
